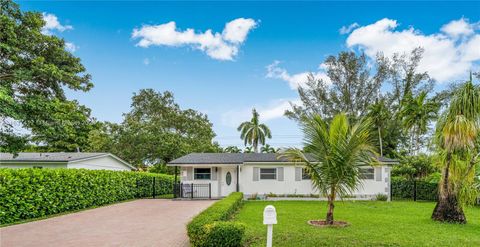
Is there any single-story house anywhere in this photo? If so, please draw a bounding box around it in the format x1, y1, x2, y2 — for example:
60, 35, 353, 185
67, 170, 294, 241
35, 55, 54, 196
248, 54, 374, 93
167, 153, 398, 200
0, 152, 136, 171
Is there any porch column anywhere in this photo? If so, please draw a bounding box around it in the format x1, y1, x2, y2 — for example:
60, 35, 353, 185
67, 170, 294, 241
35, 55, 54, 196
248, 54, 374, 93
236, 165, 240, 192
174, 166, 178, 198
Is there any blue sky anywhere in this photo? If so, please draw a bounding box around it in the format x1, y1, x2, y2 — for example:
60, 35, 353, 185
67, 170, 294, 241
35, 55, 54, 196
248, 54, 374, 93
20, 1, 480, 148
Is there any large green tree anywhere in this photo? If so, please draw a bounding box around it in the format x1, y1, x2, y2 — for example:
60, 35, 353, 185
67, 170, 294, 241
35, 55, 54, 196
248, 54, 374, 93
432, 74, 480, 223
280, 113, 377, 225
237, 109, 272, 153
89, 89, 220, 169
0, 0, 94, 152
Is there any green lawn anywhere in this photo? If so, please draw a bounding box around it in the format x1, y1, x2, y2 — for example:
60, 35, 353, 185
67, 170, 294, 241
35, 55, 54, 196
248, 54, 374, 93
232, 201, 480, 246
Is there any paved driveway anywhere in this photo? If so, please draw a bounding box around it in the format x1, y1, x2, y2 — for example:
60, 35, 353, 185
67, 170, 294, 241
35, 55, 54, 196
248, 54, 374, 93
0, 199, 214, 247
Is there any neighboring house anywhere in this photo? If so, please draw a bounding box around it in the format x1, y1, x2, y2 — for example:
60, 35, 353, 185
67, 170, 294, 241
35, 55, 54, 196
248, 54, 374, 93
0, 152, 136, 171
168, 153, 398, 200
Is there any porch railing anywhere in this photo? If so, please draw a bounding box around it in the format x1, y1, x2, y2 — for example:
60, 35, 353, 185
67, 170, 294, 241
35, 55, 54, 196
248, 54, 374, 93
174, 183, 211, 199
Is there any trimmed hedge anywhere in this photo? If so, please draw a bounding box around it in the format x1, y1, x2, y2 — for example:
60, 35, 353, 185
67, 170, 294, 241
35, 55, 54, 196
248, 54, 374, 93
187, 192, 245, 247
0, 168, 173, 225
391, 177, 438, 201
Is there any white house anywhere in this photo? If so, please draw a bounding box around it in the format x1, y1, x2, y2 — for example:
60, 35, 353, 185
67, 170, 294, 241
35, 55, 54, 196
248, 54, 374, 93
0, 152, 136, 171
168, 153, 398, 200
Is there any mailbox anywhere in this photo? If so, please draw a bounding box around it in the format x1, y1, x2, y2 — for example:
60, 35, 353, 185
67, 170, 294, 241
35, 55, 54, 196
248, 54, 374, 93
263, 205, 277, 225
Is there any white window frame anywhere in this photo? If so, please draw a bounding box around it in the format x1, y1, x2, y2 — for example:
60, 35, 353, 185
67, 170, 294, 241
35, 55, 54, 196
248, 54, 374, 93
260, 168, 277, 180
194, 167, 211, 180
302, 167, 311, 180
360, 167, 374, 180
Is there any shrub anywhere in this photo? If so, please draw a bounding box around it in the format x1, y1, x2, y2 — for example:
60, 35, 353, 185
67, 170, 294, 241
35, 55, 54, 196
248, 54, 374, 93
391, 177, 438, 201
0, 168, 173, 225
187, 192, 245, 247
375, 193, 388, 201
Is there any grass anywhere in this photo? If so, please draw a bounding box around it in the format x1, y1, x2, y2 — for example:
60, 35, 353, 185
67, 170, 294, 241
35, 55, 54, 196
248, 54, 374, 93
232, 201, 480, 246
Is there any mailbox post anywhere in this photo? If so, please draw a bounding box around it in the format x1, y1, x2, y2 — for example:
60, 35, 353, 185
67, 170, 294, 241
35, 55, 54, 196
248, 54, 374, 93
263, 205, 277, 247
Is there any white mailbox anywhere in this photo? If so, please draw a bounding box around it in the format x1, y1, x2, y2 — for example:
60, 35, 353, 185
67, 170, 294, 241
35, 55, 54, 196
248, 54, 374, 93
263, 205, 277, 225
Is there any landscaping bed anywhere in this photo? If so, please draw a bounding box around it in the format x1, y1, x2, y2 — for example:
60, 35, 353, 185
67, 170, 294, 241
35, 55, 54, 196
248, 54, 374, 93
232, 200, 480, 246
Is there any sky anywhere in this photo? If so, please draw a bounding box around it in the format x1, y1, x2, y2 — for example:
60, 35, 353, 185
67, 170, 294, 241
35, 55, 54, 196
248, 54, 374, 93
19, 1, 480, 148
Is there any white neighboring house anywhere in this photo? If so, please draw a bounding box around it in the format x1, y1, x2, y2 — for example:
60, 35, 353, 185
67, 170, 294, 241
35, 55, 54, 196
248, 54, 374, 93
0, 152, 136, 171
167, 153, 398, 200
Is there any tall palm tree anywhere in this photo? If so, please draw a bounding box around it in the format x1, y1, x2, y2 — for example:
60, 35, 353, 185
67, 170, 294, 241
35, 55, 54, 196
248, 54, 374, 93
367, 99, 390, 156
279, 113, 377, 225
400, 91, 439, 155
237, 109, 272, 153
432, 74, 480, 223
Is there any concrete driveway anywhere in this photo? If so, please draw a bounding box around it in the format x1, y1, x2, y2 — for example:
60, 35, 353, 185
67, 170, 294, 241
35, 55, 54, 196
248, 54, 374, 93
0, 199, 214, 247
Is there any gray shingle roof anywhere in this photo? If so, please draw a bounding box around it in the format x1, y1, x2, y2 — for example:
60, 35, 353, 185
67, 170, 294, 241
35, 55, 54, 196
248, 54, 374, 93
168, 153, 398, 165
0, 152, 108, 162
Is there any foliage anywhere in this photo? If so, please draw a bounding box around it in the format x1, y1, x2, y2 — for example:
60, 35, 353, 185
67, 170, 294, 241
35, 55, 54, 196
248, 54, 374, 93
187, 192, 245, 247
391, 177, 438, 201
224, 146, 242, 153
243, 146, 254, 153
260, 144, 278, 153
375, 193, 388, 201
285, 52, 389, 121
279, 113, 377, 224
432, 74, 480, 223
87, 89, 220, 168
237, 109, 272, 153
0, 0, 95, 153
234, 201, 480, 246
0, 168, 173, 224
392, 154, 438, 180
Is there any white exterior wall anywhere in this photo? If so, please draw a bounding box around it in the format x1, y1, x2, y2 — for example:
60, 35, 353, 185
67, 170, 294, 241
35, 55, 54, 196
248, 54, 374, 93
67, 156, 132, 171
0, 162, 67, 169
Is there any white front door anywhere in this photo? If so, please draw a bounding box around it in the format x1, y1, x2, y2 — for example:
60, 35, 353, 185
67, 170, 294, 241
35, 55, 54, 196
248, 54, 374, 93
220, 167, 236, 197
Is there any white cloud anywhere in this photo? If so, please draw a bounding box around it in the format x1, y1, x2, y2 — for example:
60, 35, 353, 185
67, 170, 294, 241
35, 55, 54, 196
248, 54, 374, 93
132, 18, 257, 61
339, 22, 359, 34
64, 42, 77, 52
266, 61, 331, 89
221, 99, 301, 127
41, 13, 73, 35
346, 18, 480, 83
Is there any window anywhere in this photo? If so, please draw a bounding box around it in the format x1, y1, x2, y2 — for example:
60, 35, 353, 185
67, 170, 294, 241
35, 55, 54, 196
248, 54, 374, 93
360, 168, 374, 180
260, 168, 276, 180
194, 168, 211, 180
302, 168, 311, 180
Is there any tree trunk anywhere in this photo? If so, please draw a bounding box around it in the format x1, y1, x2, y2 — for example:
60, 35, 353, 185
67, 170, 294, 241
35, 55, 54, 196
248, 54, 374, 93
378, 127, 383, 157
326, 187, 336, 225
431, 154, 466, 224
253, 142, 258, 153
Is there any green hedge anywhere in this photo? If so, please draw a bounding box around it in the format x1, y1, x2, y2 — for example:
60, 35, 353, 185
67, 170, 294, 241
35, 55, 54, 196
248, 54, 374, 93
187, 192, 245, 247
0, 168, 173, 225
391, 177, 438, 201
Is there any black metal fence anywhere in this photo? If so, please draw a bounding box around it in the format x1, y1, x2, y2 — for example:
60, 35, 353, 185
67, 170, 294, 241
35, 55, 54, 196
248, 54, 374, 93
174, 183, 211, 199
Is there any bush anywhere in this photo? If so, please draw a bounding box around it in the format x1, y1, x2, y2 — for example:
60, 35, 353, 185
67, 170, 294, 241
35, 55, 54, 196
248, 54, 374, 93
391, 177, 438, 201
187, 192, 245, 247
0, 168, 173, 225
375, 193, 388, 201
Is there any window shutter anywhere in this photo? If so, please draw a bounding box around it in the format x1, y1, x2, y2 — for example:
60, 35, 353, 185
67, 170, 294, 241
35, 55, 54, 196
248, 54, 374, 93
253, 167, 259, 181
295, 167, 302, 181
187, 167, 193, 180
211, 167, 217, 181
375, 167, 382, 181
277, 167, 284, 181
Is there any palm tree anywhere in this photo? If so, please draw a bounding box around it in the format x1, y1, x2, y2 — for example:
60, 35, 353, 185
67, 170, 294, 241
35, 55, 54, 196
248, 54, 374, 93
260, 144, 277, 153
279, 113, 377, 225
432, 74, 480, 223
237, 109, 272, 153
224, 146, 242, 153
400, 91, 439, 155
243, 146, 254, 153
367, 99, 390, 156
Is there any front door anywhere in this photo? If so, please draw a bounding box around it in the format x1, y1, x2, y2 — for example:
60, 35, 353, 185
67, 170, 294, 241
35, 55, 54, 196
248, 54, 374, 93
220, 167, 236, 197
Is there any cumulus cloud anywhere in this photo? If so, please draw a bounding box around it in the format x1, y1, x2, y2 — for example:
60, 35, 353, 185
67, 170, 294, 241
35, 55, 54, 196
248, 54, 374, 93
339, 22, 359, 34
266, 61, 331, 89
64, 42, 77, 52
132, 18, 257, 61
221, 99, 301, 127
346, 18, 480, 82
41, 13, 73, 35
